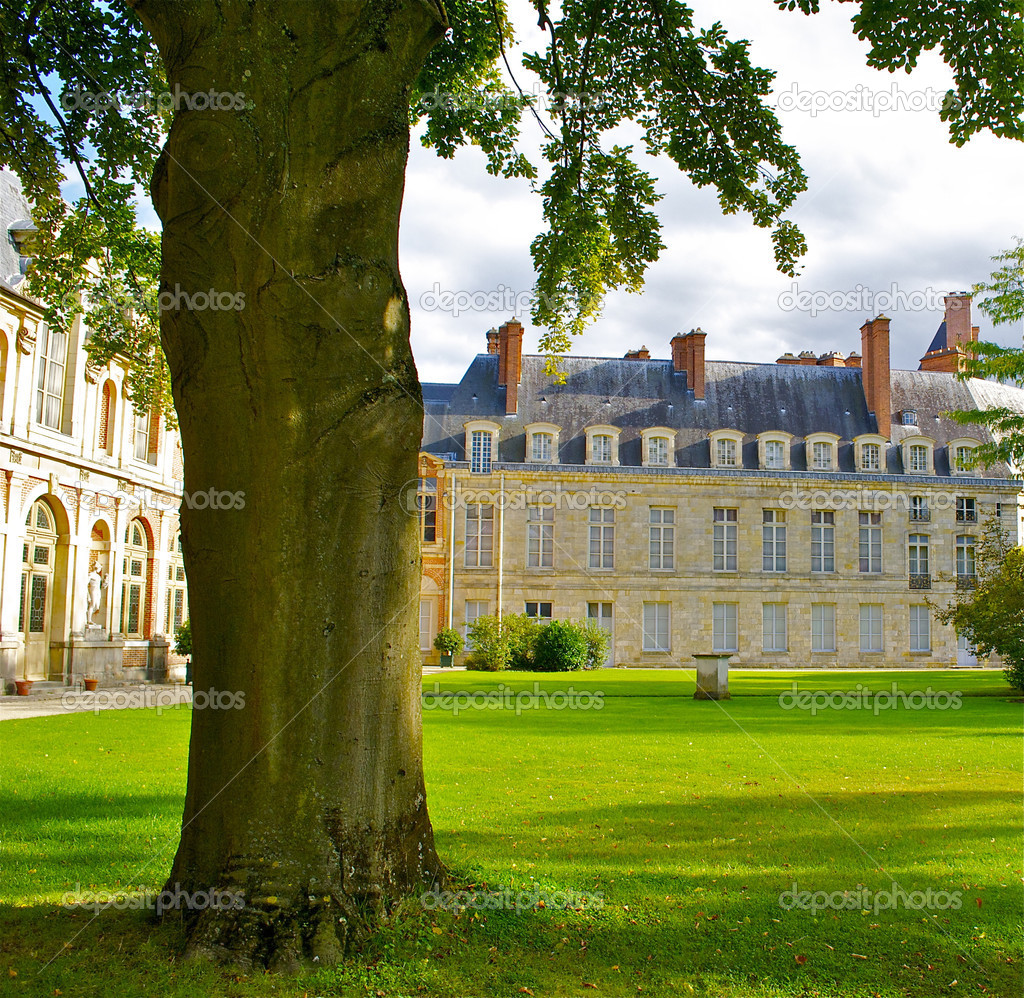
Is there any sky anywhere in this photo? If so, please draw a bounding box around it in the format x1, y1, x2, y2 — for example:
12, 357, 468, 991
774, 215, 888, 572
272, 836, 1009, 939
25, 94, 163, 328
398, 0, 1024, 385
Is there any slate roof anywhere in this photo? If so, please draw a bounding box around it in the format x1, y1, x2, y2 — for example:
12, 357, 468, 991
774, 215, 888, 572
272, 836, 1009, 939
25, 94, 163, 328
422, 352, 1024, 478
0, 169, 37, 299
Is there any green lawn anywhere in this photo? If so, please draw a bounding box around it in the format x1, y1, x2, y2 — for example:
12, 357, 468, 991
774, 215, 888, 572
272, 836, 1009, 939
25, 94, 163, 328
2, 669, 1021, 997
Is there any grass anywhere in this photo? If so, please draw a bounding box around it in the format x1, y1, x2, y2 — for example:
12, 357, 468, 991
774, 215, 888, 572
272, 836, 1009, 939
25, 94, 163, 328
1, 669, 1021, 998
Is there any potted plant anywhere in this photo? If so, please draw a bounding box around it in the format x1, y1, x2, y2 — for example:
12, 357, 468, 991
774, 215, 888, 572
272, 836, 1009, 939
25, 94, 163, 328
83, 676, 99, 691
14, 678, 32, 696
433, 627, 464, 668
174, 619, 193, 685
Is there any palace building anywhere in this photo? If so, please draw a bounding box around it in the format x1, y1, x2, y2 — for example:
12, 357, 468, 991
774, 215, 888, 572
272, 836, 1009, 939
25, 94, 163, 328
1, 170, 187, 691
417, 298, 1024, 669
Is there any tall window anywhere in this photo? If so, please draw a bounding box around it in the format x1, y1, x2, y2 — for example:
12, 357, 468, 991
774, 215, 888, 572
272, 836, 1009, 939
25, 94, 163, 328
861, 443, 881, 471
589, 507, 615, 568
859, 604, 883, 653
908, 444, 928, 473
908, 533, 930, 577
134, 411, 150, 461
956, 496, 976, 523
121, 519, 149, 637
713, 507, 737, 571
647, 436, 669, 467
418, 600, 434, 651
527, 504, 554, 568
463, 600, 488, 646
762, 603, 787, 652
910, 605, 931, 651
531, 432, 553, 462
764, 440, 786, 470
762, 509, 786, 572
716, 438, 737, 467
909, 495, 929, 522
36, 326, 68, 430
464, 503, 493, 567
858, 512, 882, 573
649, 507, 674, 570
166, 531, 187, 634
811, 511, 835, 572
954, 445, 975, 473
712, 603, 738, 653
418, 478, 437, 544
642, 602, 670, 652
811, 441, 833, 470
20, 499, 56, 635
956, 535, 976, 579
470, 430, 493, 474
811, 603, 836, 652
592, 434, 613, 464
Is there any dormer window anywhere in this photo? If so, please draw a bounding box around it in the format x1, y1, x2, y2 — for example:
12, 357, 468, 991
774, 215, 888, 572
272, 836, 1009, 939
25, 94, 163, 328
806, 433, 840, 473
902, 410, 918, 427
525, 422, 561, 465
757, 432, 793, 471
464, 420, 501, 474
710, 429, 744, 469
585, 425, 621, 466
901, 435, 935, 476
854, 434, 887, 474
641, 427, 676, 468
949, 437, 982, 476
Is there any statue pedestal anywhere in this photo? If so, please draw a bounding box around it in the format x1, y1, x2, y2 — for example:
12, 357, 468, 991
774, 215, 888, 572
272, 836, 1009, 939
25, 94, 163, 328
693, 654, 731, 700
83, 624, 106, 642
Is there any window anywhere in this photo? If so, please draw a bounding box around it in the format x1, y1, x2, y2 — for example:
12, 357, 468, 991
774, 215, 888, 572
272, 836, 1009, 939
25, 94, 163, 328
861, 443, 881, 471
956, 535, 976, 579
858, 512, 882, 573
527, 504, 554, 568
532, 433, 553, 462
470, 430, 493, 474
463, 600, 488, 645
811, 441, 833, 470
712, 603, 738, 653
716, 438, 737, 467
713, 507, 737, 571
762, 509, 786, 572
859, 604, 883, 653
166, 531, 187, 634
121, 519, 149, 637
133, 410, 151, 462
909, 495, 930, 522
811, 511, 835, 572
647, 436, 669, 467
762, 603, 787, 652
418, 600, 434, 651
811, 603, 836, 652
764, 439, 786, 470
589, 507, 615, 569
98, 380, 115, 455
953, 443, 976, 474
418, 478, 437, 544
21, 500, 56, 635
525, 601, 553, 619
593, 434, 612, 463
910, 605, 931, 651
35, 325, 67, 430
956, 496, 977, 523
908, 444, 928, 473
649, 507, 675, 570
908, 533, 930, 583
902, 409, 918, 426
587, 602, 613, 666
642, 602, 670, 652
586, 425, 620, 465
464, 503, 493, 567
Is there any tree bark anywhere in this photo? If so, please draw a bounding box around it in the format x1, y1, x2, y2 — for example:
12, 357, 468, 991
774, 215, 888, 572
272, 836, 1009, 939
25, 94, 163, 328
128, 0, 447, 971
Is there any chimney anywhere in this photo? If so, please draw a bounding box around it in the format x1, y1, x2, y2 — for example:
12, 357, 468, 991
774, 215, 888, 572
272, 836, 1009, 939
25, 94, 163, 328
688, 328, 706, 399
860, 314, 891, 438
486, 327, 499, 354
776, 352, 801, 365
624, 346, 650, 360
671, 333, 687, 372
798, 350, 818, 366
497, 317, 524, 415
845, 351, 861, 368
816, 351, 846, 368
944, 292, 972, 348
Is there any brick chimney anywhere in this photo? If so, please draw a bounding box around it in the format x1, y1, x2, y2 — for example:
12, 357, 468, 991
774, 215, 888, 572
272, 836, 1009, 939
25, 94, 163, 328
670, 330, 706, 397
919, 292, 977, 373
776, 352, 801, 365
845, 351, 862, 368
860, 315, 891, 438
798, 350, 818, 366
624, 346, 650, 360
486, 327, 499, 354
497, 317, 524, 415
671, 334, 687, 372
816, 351, 846, 368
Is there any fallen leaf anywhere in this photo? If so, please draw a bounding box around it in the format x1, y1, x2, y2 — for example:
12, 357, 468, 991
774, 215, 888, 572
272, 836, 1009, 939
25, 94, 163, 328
795, 954, 807, 965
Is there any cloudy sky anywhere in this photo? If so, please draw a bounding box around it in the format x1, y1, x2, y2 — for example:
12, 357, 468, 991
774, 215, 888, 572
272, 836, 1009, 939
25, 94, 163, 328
400, 0, 1024, 385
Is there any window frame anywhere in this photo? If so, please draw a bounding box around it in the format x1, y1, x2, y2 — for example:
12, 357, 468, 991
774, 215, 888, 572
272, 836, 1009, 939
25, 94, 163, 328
642, 601, 671, 652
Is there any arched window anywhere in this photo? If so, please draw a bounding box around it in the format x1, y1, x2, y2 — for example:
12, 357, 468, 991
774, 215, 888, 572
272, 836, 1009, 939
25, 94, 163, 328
166, 530, 187, 635
121, 518, 149, 637
20, 499, 56, 635
98, 380, 115, 455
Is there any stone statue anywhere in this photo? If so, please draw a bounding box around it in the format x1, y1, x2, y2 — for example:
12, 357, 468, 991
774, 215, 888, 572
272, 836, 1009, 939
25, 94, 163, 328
86, 566, 106, 624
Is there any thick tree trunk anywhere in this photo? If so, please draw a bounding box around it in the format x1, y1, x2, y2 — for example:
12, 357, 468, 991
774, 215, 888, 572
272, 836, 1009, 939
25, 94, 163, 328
130, 0, 447, 971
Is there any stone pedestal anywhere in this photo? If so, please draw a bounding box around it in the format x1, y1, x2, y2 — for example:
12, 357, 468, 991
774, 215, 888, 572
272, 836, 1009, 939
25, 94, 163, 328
693, 653, 731, 700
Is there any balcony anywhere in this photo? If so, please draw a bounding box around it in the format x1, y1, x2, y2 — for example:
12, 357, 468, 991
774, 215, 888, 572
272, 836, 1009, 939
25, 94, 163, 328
956, 574, 978, 590
909, 509, 931, 522
909, 573, 932, 590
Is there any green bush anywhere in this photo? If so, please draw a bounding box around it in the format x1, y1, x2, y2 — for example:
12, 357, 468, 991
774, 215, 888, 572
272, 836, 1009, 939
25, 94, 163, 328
433, 626, 464, 657
174, 619, 192, 658
532, 619, 590, 672
465, 615, 508, 671
582, 621, 611, 670
502, 613, 540, 670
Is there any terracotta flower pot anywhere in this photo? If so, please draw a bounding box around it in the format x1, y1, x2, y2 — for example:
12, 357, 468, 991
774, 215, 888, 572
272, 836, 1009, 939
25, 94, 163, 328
83, 678, 99, 691
14, 679, 32, 696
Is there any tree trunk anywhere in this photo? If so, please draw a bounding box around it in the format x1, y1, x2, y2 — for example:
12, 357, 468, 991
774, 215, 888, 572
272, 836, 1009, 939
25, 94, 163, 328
129, 0, 447, 971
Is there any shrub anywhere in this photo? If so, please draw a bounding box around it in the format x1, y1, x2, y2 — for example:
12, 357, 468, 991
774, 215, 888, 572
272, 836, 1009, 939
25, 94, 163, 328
465, 615, 508, 671
174, 619, 192, 658
532, 619, 590, 672
502, 613, 540, 670
582, 622, 611, 670
433, 626, 464, 658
